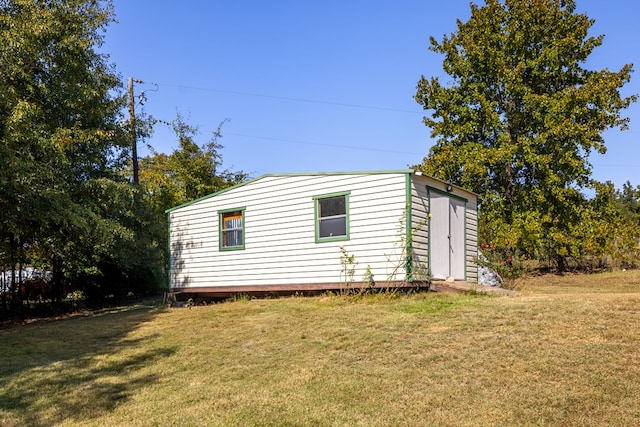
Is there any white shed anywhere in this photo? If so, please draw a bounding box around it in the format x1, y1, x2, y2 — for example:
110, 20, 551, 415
166, 170, 478, 296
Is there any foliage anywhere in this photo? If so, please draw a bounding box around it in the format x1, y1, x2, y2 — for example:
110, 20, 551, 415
415, 0, 636, 270
385, 208, 430, 289
0, 2, 246, 311
140, 114, 247, 211
617, 181, 640, 223
477, 243, 526, 289
580, 181, 640, 269
0, 0, 140, 305
338, 245, 357, 291
362, 264, 375, 291
138, 114, 247, 290
527, 180, 640, 271
336, 208, 431, 296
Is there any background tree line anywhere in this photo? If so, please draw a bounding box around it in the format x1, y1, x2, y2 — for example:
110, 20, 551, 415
0, 0, 244, 312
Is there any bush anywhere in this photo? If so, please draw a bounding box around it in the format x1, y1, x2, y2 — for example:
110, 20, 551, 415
477, 244, 527, 290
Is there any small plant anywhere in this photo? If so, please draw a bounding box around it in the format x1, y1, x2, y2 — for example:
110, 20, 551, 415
68, 290, 86, 302
66, 290, 87, 309
231, 293, 251, 302
339, 245, 358, 292
361, 264, 375, 293
385, 207, 431, 293
348, 264, 378, 297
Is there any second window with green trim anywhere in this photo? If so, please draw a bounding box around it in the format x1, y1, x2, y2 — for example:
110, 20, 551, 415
314, 192, 349, 242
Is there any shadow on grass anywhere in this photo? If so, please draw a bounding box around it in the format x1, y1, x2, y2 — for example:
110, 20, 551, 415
0, 304, 176, 426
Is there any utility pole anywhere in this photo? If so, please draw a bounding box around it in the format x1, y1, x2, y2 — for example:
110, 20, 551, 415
127, 77, 142, 184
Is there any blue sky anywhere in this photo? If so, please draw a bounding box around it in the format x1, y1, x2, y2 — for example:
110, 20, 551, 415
102, 1, 639, 188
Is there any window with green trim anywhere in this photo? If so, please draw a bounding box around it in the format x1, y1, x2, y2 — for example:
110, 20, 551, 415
220, 209, 244, 249
314, 192, 349, 241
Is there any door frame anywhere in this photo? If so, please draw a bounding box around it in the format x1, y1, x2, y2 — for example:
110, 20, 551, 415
427, 186, 468, 281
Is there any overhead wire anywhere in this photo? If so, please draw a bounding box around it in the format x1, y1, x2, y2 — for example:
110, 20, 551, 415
224, 132, 425, 155
156, 82, 425, 114
144, 81, 638, 167
144, 81, 428, 155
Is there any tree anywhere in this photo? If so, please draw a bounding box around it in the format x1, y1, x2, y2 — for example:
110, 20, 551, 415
617, 181, 640, 222
138, 114, 247, 288
140, 114, 247, 209
0, 0, 131, 306
414, 0, 636, 269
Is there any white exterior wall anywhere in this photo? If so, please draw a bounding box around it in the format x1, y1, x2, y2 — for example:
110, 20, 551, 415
168, 173, 409, 289
464, 194, 479, 283
410, 176, 430, 281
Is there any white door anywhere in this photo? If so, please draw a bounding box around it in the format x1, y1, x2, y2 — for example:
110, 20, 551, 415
429, 192, 466, 280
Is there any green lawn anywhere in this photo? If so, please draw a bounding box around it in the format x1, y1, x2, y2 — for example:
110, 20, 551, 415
2, 270, 640, 426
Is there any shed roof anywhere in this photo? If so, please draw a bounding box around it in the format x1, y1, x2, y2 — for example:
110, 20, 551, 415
165, 169, 476, 214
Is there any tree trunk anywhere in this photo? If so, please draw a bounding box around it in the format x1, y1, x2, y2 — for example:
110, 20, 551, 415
51, 257, 64, 303
556, 254, 566, 273
9, 235, 18, 310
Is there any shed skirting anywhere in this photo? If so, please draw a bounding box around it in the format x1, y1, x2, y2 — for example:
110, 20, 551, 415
170, 280, 431, 297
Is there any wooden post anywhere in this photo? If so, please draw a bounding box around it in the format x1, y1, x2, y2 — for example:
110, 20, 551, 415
128, 77, 139, 184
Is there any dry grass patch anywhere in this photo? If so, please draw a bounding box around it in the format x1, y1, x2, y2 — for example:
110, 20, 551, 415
1, 270, 640, 426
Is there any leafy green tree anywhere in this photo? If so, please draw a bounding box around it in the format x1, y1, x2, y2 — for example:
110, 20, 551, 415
139, 114, 247, 288
617, 181, 640, 222
611, 181, 640, 268
0, 0, 133, 305
141, 115, 247, 209
415, 0, 636, 270
572, 181, 640, 269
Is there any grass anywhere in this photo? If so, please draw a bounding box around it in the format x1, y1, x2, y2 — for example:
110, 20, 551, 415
1, 270, 640, 426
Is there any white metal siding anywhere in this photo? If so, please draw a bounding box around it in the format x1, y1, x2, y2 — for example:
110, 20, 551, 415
410, 178, 430, 281
169, 173, 409, 289
465, 199, 479, 282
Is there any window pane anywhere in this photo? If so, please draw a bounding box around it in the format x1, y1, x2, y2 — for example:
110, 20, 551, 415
224, 230, 242, 247
221, 211, 243, 247
319, 196, 345, 218
319, 217, 346, 238
223, 211, 242, 226
224, 218, 242, 230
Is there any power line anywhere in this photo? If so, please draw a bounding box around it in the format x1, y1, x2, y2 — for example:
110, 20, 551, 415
157, 82, 424, 114
225, 132, 425, 155
140, 81, 638, 163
